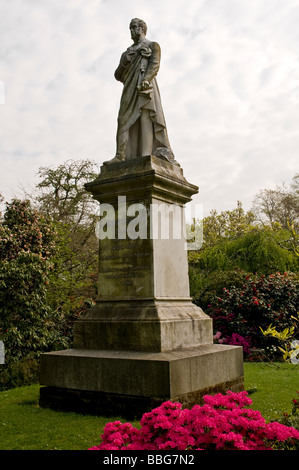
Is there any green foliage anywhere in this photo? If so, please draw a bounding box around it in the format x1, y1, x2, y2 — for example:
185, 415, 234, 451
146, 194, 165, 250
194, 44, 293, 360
0, 199, 70, 386
0, 160, 101, 389
189, 267, 250, 311
205, 272, 299, 356
260, 313, 299, 362
189, 198, 299, 328
35, 160, 99, 313
287, 220, 299, 257
201, 201, 255, 247
0, 358, 40, 390
36, 159, 99, 223
250, 174, 299, 258
190, 226, 298, 275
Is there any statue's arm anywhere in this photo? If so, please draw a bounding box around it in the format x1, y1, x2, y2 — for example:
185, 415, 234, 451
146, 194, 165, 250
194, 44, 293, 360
143, 42, 160, 82
115, 50, 134, 82
114, 52, 127, 82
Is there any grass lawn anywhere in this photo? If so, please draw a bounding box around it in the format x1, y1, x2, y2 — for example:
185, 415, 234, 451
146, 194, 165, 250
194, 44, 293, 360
244, 361, 299, 422
0, 384, 128, 450
0, 362, 298, 450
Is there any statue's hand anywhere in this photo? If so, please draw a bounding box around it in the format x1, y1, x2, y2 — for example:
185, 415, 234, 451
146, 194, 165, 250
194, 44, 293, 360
137, 80, 153, 94
141, 80, 150, 90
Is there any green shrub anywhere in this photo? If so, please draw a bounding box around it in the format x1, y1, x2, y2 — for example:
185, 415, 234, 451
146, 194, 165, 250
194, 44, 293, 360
0, 358, 40, 390
0, 199, 72, 388
205, 272, 299, 356
190, 268, 250, 311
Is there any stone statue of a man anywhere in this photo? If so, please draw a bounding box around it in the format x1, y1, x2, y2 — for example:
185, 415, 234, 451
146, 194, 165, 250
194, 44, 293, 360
104, 18, 178, 166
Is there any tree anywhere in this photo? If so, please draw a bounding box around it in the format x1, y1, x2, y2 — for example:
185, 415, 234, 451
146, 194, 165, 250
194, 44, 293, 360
201, 201, 256, 248
188, 201, 298, 311
188, 201, 256, 266
252, 174, 299, 230
251, 175, 299, 258
34, 160, 100, 312
36, 159, 99, 224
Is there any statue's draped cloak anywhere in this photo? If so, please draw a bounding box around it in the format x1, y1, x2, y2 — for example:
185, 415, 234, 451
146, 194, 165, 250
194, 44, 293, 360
115, 39, 173, 159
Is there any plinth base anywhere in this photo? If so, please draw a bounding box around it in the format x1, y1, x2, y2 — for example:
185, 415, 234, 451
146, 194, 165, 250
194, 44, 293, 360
39, 344, 244, 419
74, 300, 213, 352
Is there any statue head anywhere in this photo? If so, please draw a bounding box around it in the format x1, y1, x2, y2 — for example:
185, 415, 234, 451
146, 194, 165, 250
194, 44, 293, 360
129, 18, 147, 42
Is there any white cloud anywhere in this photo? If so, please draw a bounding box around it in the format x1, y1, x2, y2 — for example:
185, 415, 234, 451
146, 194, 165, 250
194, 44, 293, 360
0, 0, 298, 216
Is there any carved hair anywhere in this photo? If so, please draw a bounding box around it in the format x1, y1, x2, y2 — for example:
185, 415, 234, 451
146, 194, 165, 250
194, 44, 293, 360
130, 18, 147, 35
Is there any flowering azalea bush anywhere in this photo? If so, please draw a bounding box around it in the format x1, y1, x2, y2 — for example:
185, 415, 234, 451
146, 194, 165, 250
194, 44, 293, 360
90, 391, 299, 450
207, 272, 299, 356
214, 331, 251, 355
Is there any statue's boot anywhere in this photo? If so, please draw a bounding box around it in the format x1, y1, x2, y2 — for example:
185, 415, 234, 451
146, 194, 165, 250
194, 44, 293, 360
155, 147, 180, 167
103, 155, 125, 165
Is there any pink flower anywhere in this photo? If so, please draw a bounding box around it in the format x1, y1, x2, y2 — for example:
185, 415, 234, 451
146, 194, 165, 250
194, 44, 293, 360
89, 391, 299, 451
213, 331, 222, 340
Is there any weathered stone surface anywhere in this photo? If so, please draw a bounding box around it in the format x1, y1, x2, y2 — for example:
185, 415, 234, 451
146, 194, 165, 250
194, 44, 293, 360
73, 155, 213, 353
40, 344, 244, 418
74, 300, 212, 352
86, 155, 196, 205
85, 157, 196, 303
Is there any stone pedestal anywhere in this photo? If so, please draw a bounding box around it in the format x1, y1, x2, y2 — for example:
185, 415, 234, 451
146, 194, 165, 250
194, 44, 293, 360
39, 156, 244, 419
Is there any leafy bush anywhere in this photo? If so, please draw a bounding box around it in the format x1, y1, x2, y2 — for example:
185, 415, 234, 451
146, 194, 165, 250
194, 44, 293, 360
260, 313, 299, 362
90, 391, 299, 450
0, 199, 72, 387
190, 268, 250, 311
0, 197, 98, 389
0, 357, 40, 390
190, 227, 298, 278
205, 272, 298, 356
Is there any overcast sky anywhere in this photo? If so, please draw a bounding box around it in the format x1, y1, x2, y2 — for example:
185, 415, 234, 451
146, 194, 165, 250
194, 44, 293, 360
1, 0, 299, 217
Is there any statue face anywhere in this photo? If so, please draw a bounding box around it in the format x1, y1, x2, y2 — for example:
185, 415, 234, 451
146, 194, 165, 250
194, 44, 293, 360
130, 20, 143, 42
